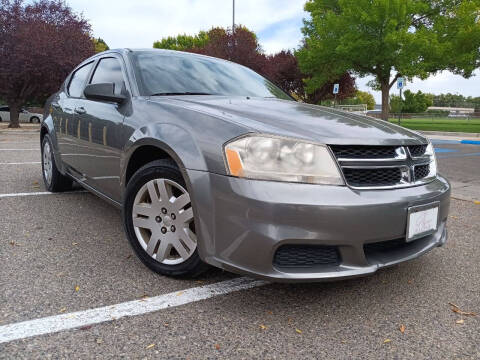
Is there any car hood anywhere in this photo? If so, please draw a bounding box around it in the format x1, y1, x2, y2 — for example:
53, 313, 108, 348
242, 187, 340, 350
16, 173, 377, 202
155, 96, 427, 145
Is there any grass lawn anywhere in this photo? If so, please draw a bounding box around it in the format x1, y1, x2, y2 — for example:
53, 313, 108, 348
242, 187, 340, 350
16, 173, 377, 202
388, 117, 480, 133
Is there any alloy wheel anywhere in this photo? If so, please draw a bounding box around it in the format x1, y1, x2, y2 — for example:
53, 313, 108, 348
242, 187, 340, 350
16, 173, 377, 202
132, 178, 196, 265
43, 141, 53, 186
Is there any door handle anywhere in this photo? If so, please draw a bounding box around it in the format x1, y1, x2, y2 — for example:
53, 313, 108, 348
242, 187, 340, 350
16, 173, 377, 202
75, 107, 86, 114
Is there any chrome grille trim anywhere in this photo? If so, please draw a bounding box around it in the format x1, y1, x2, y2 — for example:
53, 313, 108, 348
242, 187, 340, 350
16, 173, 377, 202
329, 144, 436, 189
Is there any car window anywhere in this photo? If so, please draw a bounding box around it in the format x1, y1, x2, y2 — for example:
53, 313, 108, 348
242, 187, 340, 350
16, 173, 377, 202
0, 106, 9, 111
68, 62, 94, 98
130, 52, 292, 100
90, 57, 125, 95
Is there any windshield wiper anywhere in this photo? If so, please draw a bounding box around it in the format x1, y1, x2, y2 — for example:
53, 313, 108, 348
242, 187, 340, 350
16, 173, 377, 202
150, 92, 214, 96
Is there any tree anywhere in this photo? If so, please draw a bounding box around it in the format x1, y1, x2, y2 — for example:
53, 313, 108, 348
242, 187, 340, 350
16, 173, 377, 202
298, 0, 480, 120
93, 37, 109, 53
402, 90, 433, 113
0, 0, 94, 128
153, 31, 209, 51
342, 90, 375, 110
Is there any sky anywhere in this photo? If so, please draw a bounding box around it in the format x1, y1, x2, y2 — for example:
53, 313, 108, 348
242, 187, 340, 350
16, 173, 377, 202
68, 0, 479, 104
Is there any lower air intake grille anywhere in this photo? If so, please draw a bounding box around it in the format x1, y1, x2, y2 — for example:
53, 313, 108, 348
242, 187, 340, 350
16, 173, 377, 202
273, 245, 340, 269
342, 167, 402, 187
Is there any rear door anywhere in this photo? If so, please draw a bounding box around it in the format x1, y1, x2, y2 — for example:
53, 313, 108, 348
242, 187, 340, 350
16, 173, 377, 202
72, 56, 128, 201
53, 62, 94, 170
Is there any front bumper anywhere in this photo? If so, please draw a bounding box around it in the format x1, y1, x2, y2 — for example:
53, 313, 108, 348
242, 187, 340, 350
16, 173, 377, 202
187, 170, 450, 282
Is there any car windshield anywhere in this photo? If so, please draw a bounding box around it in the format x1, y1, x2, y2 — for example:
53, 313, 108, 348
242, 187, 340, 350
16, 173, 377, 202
130, 51, 292, 100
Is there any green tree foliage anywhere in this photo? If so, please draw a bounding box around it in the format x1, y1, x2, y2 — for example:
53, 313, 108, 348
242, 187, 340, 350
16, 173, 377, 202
390, 95, 403, 113
153, 31, 209, 51
341, 90, 376, 109
93, 37, 109, 53
433, 93, 480, 109
402, 90, 433, 113
298, 0, 480, 120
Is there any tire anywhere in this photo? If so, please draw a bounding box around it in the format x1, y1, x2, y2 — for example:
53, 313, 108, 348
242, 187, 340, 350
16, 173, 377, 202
41, 134, 73, 192
0, 116, 2, 122
30, 116, 40, 123
123, 159, 208, 278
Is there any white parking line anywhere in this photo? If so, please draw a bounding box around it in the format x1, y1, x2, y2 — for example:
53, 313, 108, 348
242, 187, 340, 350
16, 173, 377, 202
0, 162, 41, 165
0, 148, 38, 151
0, 277, 267, 344
0, 191, 86, 198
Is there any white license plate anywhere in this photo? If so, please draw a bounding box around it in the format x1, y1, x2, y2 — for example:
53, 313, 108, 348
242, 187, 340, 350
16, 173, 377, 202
407, 203, 439, 242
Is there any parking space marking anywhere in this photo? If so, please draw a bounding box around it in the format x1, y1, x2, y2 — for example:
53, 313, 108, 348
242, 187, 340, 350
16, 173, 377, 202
0, 162, 41, 165
0, 148, 38, 151
0, 191, 86, 198
0, 277, 267, 344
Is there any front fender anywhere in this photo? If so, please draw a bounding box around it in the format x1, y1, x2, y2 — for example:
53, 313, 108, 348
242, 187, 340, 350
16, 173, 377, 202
121, 122, 208, 189
40, 112, 67, 175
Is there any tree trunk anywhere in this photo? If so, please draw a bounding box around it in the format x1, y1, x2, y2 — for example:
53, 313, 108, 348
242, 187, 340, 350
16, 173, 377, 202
381, 80, 390, 121
8, 104, 20, 128
8, 104, 21, 128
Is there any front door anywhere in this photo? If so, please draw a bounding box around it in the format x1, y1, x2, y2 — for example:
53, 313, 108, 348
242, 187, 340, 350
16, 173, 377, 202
72, 56, 128, 202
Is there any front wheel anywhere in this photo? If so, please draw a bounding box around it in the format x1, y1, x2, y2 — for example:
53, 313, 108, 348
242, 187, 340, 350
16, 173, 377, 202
123, 159, 207, 277
30, 117, 40, 123
41, 135, 72, 192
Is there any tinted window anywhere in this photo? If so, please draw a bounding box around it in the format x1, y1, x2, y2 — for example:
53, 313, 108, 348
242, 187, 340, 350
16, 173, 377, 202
131, 52, 291, 100
90, 57, 125, 95
0, 106, 9, 111
68, 62, 93, 97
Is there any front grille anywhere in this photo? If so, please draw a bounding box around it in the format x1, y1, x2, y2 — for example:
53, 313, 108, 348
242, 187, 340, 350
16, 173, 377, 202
414, 164, 430, 181
330, 145, 397, 159
273, 245, 340, 269
408, 145, 427, 157
329, 144, 432, 188
342, 167, 402, 187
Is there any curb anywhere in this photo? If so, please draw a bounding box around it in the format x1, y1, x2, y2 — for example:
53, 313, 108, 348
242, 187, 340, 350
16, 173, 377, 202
420, 130, 480, 138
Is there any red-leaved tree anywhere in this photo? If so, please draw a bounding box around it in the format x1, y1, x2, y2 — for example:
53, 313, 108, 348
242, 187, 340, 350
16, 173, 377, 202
0, 0, 94, 128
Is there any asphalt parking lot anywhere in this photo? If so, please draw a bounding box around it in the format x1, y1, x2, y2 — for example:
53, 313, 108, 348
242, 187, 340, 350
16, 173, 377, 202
0, 128, 479, 359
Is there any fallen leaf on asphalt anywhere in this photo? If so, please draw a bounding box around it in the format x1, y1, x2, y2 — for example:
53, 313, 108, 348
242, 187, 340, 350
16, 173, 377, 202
125, 254, 132, 259
295, 328, 303, 334
59, 307, 66, 313
474, 201, 480, 205
215, 344, 220, 350
176, 291, 184, 296
266, 311, 273, 315
164, 323, 169, 327
407, 279, 414, 284
450, 215, 458, 219
80, 325, 92, 331
75, 285, 80, 292
399, 324, 406, 333
383, 339, 391, 344
259, 324, 267, 330
449, 303, 477, 316
456, 319, 465, 324
146, 344, 155, 350
72, 242, 78, 246
96, 338, 103, 344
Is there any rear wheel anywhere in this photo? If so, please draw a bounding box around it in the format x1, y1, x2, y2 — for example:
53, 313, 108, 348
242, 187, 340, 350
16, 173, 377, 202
123, 159, 207, 277
30, 116, 40, 123
41, 135, 72, 192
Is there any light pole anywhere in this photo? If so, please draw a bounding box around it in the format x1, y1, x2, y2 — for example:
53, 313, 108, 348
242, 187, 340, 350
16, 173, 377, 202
232, 0, 235, 32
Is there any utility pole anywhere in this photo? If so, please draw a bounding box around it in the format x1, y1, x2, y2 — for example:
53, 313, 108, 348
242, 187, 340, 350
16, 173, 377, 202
232, 0, 235, 32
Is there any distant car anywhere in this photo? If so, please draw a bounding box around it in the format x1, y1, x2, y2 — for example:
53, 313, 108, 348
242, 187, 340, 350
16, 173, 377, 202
0, 106, 43, 123
448, 113, 468, 118
41, 49, 450, 281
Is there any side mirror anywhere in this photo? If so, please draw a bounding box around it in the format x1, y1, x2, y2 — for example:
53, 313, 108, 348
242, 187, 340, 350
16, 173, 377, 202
84, 83, 126, 103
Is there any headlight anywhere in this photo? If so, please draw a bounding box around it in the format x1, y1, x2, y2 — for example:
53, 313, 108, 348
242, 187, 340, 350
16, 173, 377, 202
425, 141, 438, 178
224, 135, 344, 185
